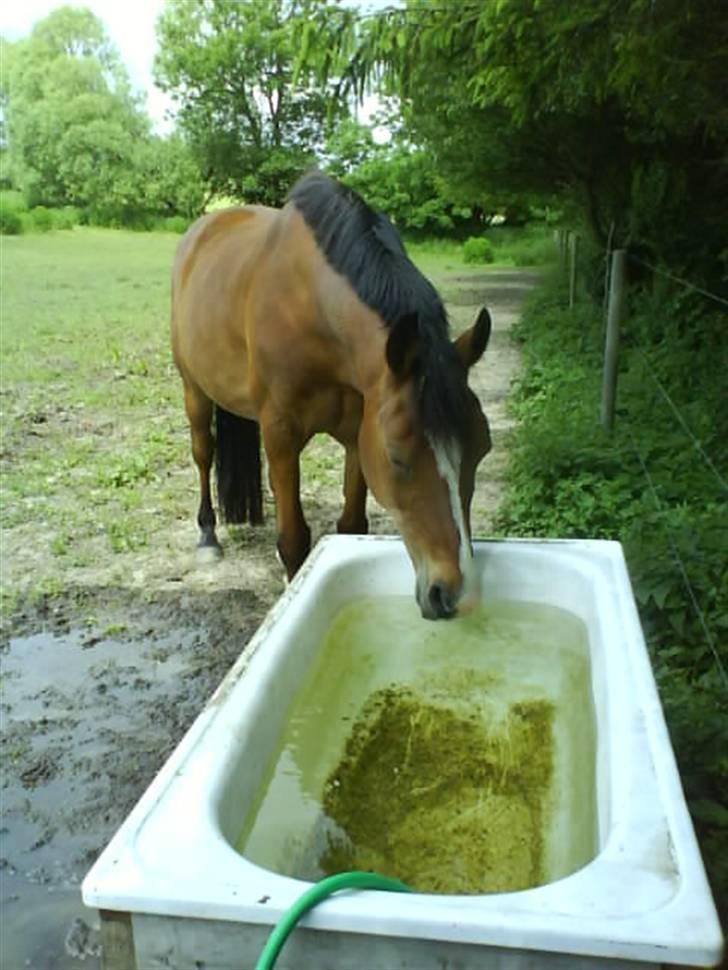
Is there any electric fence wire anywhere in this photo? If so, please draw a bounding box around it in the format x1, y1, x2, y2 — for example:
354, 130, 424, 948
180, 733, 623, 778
598, 247, 728, 690
624, 425, 728, 693
627, 253, 728, 309
634, 349, 728, 495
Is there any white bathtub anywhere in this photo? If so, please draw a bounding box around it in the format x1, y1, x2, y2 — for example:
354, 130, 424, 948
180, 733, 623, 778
82, 537, 723, 969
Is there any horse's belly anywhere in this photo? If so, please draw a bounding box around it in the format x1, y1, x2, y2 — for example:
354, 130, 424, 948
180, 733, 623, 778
176, 310, 256, 419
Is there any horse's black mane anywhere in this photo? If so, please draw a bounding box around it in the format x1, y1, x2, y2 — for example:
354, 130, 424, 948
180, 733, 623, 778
287, 171, 471, 444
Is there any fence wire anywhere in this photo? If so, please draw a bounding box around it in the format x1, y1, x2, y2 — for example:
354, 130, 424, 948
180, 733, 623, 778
624, 426, 728, 692
635, 349, 728, 495
596, 248, 728, 693
627, 253, 728, 309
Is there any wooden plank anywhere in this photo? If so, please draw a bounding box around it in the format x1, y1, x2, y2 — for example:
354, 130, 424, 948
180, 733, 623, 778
100, 910, 136, 970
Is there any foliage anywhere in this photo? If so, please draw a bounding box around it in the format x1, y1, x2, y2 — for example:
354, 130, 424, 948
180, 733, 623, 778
494, 274, 728, 923
0, 194, 24, 234
345, 144, 474, 235
2, 8, 146, 208
27, 205, 53, 232
298, 0, 728, 288
154, 0, 347, 205
322, 111, 480, 236
1, 7, 206, 227
462, 237, 494, 265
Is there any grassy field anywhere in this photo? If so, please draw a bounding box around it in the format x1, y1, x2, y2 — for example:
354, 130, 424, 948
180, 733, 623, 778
1, 230, 187, 595
2, 226, 527, 610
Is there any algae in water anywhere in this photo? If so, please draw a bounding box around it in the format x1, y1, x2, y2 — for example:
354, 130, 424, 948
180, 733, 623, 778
318, 684, 555, 894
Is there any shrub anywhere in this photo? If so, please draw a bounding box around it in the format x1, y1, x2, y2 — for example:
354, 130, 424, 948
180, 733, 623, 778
53, 206, 80, 230
158, 215, 188, 234
463, 236, 494, 264
28, 206, 54, 232
0, 199, 24, 235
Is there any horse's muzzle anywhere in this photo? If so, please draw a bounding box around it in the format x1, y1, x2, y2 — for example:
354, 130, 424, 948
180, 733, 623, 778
421, 581, 458, 620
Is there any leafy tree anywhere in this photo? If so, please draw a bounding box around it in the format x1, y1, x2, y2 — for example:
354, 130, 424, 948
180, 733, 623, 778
155, 0, 348, 206
324, 111, 480, 235
341, 142, 474, 235
2, 7, 148, 211
2, 7, 207, 225
324, 118, 378, 178
137, 135, 209, 221
300, 0, 728, 282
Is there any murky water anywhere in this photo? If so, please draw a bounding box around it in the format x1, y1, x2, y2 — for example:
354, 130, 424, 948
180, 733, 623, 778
1, 626, 196, 970
237, 597, 598, 893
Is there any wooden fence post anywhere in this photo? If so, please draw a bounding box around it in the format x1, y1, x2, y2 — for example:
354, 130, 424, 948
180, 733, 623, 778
569, 233, 579, 309
601, 248, 626, 431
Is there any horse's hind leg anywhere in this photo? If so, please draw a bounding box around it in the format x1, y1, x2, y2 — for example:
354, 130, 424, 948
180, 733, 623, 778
337, 445, 368, 535
183, 382, 221, 559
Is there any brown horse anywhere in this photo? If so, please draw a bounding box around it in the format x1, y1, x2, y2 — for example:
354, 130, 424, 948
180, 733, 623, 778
171, 172, 492, 619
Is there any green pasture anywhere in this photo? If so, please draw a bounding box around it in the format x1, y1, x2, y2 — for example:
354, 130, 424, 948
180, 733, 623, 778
0, 230, 186, 581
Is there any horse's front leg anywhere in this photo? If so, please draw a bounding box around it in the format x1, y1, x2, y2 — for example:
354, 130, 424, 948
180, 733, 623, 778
337, 444, 368, 535
261, 416, 311, 579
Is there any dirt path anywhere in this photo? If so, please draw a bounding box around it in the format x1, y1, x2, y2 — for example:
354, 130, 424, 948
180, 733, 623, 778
0, 269, 538, 970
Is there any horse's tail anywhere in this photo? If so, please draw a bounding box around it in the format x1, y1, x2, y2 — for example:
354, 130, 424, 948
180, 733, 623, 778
214, 406, 264, 525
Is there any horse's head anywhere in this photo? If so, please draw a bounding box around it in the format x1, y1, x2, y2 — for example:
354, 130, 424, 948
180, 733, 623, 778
359, 307, 492, 620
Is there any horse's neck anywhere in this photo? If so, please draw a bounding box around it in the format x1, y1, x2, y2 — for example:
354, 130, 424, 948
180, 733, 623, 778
315, 276, 389, 396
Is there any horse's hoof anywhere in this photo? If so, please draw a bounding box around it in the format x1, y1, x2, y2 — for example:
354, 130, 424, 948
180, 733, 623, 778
196, 543, 223, 565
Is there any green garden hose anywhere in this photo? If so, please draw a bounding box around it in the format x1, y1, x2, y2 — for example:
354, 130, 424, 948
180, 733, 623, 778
254, 872, 412, 970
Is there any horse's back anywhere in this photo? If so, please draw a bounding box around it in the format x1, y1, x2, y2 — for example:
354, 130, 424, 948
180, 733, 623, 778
171, 205, 278, 415
173, 205, 275, 298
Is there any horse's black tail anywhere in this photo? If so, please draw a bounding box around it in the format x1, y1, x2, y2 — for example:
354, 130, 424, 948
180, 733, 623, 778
214, 406, 264, 525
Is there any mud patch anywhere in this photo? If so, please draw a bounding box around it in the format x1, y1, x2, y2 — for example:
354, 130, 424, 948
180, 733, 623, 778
1, 586, 260, 970
319, 685, 555, 893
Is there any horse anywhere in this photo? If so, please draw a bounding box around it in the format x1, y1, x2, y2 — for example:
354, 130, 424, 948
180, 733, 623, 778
171, 172, 492, 620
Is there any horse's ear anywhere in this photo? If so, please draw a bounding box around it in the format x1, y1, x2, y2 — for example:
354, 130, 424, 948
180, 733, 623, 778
386, 312, 420, 379
455, 307, 491, 369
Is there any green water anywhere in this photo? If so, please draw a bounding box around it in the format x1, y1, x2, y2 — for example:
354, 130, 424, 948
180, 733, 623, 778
236, 597, 597, 894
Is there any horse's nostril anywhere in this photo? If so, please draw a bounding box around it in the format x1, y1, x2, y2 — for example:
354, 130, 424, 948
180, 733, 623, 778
429, 582, 456, 619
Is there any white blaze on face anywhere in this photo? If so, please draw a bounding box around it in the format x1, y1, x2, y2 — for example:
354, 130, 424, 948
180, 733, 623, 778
427, 433, 481, 611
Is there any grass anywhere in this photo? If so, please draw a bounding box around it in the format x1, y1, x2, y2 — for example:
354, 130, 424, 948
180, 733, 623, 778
0, 229, 186, 586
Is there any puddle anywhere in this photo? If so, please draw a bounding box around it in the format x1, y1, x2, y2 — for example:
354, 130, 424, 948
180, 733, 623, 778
237, 597, 598, 891
1, 626, 201, 969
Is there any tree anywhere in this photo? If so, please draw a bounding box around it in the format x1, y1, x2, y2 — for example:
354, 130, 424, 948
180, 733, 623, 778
137, 135, 209, 221
2, 7, 148, 211
1, 6, 207, 225
154, 0, 348, 205
300, 0, 728, 281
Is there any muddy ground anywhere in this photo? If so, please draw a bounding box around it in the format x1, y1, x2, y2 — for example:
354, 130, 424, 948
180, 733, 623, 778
0, 270, 538, 969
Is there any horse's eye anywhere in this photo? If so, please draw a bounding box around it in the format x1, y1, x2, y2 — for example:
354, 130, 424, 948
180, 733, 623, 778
389, 454, 412, 478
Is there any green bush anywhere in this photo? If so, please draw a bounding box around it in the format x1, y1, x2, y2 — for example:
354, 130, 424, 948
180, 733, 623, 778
463, 236, 494, 264
53, 206, 80, 230
158, 215, 188, 233
0, 199, 24, 235
28, 206, 54, 232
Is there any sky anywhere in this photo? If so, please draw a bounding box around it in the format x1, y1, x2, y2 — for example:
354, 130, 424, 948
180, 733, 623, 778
0, 0, 392, 135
